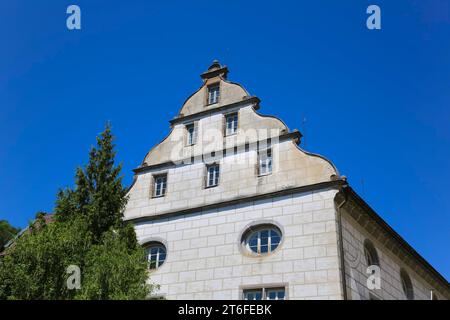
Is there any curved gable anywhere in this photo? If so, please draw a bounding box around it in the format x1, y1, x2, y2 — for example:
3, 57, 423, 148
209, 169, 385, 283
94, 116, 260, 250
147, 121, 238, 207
178, 79, 249, 117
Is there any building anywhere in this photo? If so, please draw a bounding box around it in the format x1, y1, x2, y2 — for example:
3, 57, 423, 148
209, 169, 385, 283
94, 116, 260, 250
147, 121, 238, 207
124, 61, 449, 300
0, 213, 54, 257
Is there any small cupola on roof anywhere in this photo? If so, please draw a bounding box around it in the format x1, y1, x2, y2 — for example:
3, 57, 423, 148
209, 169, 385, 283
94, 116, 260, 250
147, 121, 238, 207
177, 60, 251, 118
200, 60, 229, 81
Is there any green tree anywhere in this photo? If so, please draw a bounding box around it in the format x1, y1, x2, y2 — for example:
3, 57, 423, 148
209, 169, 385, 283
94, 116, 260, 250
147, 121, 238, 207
76, 229, 149, 300
0, 216, 90, 299
0, 124, 155, 300
0, 220, 20, 251
56, 124, 128, 243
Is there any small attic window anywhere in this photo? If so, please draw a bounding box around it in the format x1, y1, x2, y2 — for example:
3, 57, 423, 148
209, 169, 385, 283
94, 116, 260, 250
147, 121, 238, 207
152, 173, 167, 198
206, 163, 220, 188
207, 84, 220, 105
186, 122, 197, 145
258, 148, 273, 176
225, 112, 238, 136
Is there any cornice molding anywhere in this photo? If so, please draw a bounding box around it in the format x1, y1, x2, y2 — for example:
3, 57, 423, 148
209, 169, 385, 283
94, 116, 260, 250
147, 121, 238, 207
132, 130, 302, 174
125, 179, 344, 223
169, 96, 260, 126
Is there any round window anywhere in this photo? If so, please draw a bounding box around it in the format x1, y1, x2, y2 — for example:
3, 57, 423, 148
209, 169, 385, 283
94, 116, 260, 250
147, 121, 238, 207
243, 224, 282, 255
144, 243, 166, 270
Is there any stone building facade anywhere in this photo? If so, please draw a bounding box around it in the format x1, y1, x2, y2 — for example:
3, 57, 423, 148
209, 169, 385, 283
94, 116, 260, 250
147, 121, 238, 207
124, 61, 449, 300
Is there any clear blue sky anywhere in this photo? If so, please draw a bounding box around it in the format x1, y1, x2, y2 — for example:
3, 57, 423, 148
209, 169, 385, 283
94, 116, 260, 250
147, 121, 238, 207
1, 1, 449, 279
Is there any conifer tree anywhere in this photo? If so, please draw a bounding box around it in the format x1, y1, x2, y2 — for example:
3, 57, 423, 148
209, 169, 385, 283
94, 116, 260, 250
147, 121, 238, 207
56, 123, 127, 243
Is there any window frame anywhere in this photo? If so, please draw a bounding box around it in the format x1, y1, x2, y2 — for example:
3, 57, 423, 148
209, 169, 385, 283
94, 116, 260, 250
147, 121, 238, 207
144, 243, 167, 270
185, 122, 198, 146
224, 112, 238, 136
242, 286, 287, 300
241, 223, 283, 257
205, 163, 220, 188
152, 173, 168, 198
207, 83, 220, 105
400, 269, 414, 300
363, 239, 380, 267
258, 148, 273, 176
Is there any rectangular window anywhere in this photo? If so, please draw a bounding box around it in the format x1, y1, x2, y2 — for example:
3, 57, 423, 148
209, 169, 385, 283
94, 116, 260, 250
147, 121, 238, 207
186, 123, 197, 145
243, 289, 263, 301
153, 174, 167, 197
225, 112, 238, 136
208, 85, 220, 105
243, 287, 285, 300
206, 164, 220, 188
265, 288, 285, 300
258, 148, 272, 175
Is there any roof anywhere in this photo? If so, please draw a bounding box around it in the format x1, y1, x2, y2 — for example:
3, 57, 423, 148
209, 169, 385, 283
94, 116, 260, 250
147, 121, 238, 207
0, 213, 55, 255
338, 185, 450, 295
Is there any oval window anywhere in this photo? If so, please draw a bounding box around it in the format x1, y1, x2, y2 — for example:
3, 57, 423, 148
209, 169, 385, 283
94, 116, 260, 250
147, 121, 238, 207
243, 225, 282, 255
144, 243, 167, 270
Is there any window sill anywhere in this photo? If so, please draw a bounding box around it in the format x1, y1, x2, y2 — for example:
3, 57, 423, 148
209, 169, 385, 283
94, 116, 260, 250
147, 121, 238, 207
241, 250, 277, 258
205, 184, 218, 189
257, 172, 272, 177
147, 266, 164, 273
151, 194, 166, 199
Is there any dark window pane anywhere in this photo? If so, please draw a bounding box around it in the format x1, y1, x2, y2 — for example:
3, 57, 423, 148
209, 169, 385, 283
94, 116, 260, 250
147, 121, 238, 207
249, 245, 258, 253
244, 290, 262, 300
159, 251, 166, 262
261, 238, 268, 247
146, 245, 166, 269
266, 289, 285, 300
260, 245, 268, 253
249, 234, 258, 253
